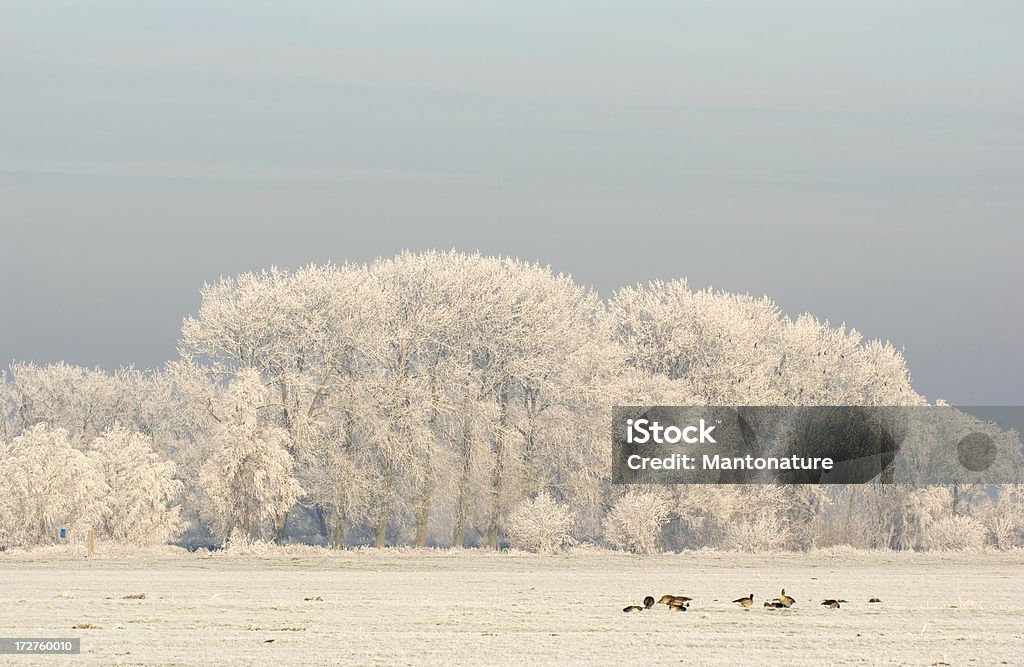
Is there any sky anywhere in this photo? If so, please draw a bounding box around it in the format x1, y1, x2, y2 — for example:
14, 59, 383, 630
1, 1, 1021, 405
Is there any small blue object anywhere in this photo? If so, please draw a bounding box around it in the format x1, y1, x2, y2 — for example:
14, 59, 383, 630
59, 528, 67, 539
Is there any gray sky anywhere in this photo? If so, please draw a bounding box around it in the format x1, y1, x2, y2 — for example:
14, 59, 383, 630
2, 1, 1022, 405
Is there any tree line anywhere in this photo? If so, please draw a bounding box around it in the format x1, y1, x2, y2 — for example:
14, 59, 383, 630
1, 251, 1021, 552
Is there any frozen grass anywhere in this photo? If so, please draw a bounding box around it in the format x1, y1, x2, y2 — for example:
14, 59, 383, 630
1, 548, 1022, 665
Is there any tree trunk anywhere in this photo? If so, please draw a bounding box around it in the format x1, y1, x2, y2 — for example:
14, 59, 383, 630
414, 378, 439, 548
331, 512, 346, 549
452, 396, 474, 548
842, 486, 856, 544
414, 453, 433, 548
313, 504, 329, 541
274, 510, 288, 545
520, 392, 541, 499
375, 456, 394, 548
485, 387, 510, 550
522, 429, 539, 500
374, 505, 389, 548
414, 500, 430, 547
333, 411, 355, 549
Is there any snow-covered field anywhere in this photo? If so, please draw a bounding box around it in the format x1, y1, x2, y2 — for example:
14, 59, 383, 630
2, 548, 1022, 665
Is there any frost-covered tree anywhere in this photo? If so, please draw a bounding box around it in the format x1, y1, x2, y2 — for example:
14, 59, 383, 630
460, 256, 613, 549
198, 371, 303, 543
180, 264, 375, 453
7, 253, 1012, 553
610, 279, 785, 404
610, 279, 924, 408
2, 363, 156, 445
299, 417, 372, 548
610, 278, 935, 552
180, 264, 381, 544
777, 315, 918, 406
0, 424, 106, 547
88, 424, 184, 545
355, 252, 459, 547
333, 251, 617, 549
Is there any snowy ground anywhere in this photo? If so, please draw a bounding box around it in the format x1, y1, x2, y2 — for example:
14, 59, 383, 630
1, 547, 1022, 665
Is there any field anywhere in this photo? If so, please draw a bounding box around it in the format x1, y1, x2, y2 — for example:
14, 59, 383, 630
1, 547, 1022, 665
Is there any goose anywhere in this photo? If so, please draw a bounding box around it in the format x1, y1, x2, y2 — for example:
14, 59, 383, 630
778, 589, 795, 607
868, 598, 882, 603
821, 600, 841, 609
763, 601, 787, 609
658, 595, 693, 605
733, 593, 754, 608
667, 602, 687, 613
623, 596, 656, 613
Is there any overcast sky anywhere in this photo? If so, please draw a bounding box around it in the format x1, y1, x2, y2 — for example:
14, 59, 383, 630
1, 1, 1021, 405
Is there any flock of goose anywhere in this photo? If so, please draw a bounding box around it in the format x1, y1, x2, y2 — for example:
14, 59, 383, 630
623, 594, 693, 613
623, 589, 883, 613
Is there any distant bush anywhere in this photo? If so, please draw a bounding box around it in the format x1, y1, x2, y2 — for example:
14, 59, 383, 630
221, 529, 278, 557
924, 515, 987, 552
719, 515, 787, 552
603, 491, 670, 554
976, 485, 1024, 550
506, 493, 574, 553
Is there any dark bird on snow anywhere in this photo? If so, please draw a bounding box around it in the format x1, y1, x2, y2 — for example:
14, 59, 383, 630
658, 595, 692, 605
733, 594, 754, 608
667, 603, 687, 612
778, 589, 795, 607
821, 599, 842, 609
623, 596, 656, 613
868, 598, 882, 603
764, 601, 787, 609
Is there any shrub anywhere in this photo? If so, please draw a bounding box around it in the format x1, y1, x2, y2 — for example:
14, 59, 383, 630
718, 514, 787, 552
975, 485, 1024, 550
603, 491, 671, 554
506, 493, 574, 553
220, 528, 277, 557
924, 515, 987, 552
